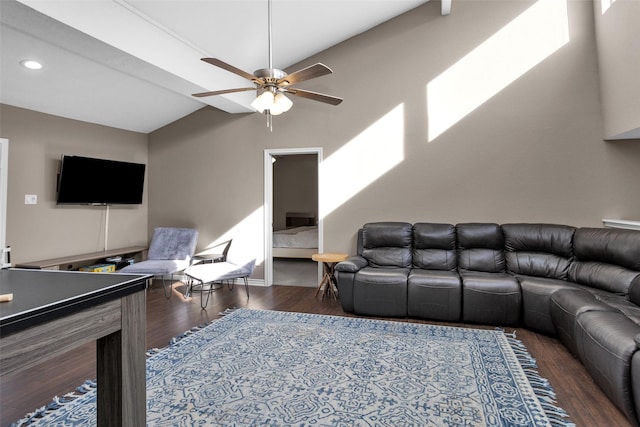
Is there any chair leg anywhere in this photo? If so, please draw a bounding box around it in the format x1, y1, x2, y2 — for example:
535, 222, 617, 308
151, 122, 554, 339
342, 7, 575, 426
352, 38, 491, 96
200, 280, 213, 310
161, 275, 172, 299
243, 277, 250, 298
184, 276, 193, 298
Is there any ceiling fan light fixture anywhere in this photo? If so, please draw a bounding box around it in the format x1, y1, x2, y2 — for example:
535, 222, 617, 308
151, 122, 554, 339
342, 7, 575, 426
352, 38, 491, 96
269, 105, 284, 116
251, 91, 275, 113
274, 92, 293, 113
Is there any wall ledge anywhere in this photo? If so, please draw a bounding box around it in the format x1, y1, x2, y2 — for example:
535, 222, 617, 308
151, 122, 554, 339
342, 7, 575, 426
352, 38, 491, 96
602, 219, 640, 230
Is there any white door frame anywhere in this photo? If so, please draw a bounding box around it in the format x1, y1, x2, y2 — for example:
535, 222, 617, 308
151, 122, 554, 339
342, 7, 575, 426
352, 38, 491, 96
263, 147, 323, 287
0, 138, 9, 267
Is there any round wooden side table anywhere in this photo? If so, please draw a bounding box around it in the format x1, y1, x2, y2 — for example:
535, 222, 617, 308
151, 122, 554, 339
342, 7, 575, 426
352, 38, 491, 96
312, 252, 348, 299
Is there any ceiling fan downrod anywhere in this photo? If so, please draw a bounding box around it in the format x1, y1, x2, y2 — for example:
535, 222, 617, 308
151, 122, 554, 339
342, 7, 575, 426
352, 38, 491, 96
268, 0, 273, 70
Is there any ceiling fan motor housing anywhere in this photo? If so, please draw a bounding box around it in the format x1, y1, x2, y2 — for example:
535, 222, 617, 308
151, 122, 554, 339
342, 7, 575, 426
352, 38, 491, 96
254, 68, 288, 85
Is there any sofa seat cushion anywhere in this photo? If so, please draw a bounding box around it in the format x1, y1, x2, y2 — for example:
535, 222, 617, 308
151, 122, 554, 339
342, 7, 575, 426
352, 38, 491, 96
550, 288, 618, 357
408, 269, 461, 321
576, 311, 640, 423
518, 276, 583, 336
353, 267, 409, 317
460, 272, 521, 326
355, 267, 410, 284
588, 290, 640, 327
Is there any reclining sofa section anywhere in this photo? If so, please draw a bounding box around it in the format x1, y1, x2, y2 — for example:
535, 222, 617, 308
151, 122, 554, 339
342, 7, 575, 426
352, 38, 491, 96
335, 221, 640, 426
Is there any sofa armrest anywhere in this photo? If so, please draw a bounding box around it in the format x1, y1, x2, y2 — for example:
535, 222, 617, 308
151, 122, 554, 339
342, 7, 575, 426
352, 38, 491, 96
336, 256, 368, 273
336, 256, 367, 314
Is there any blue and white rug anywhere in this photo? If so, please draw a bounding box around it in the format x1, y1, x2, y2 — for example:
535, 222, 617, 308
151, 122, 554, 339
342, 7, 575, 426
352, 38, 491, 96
14, 308, 574, 426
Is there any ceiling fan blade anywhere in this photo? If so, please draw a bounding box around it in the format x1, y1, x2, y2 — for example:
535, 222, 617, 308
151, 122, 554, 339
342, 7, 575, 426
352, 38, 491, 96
277, 63, 333, 86
201, 58, 258, 82
285, 88, 343, 106
192, 87, 257, 97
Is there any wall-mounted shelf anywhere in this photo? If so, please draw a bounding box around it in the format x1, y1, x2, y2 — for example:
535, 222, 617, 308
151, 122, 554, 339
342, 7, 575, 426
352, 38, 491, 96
602, 219, 640, 231
14, 245, 148, 271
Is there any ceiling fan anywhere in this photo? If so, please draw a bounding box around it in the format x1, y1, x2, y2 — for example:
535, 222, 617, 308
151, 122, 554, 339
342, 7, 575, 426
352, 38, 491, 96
192, 0, 343, 128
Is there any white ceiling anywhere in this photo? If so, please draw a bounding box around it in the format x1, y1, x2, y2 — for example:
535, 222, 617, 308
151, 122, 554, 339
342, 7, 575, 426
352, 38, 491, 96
0, 0, 449, 133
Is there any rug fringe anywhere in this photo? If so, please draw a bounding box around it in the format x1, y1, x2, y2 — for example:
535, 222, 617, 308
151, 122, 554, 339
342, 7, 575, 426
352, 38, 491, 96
10, 380, 96, 427
506, 335, 576, 427
219, 306, 238, 316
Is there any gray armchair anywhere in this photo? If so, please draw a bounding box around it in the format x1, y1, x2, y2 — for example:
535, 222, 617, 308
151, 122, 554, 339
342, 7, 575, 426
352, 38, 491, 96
120, 227, 198, 298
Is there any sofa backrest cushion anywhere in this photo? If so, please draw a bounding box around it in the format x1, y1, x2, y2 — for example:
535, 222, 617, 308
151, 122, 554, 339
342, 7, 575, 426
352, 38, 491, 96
456, 223, 505, 273
361, 222, 413, 268
502, 223, 575, 280
569, 227, 640, 294
413, 223, 457, 271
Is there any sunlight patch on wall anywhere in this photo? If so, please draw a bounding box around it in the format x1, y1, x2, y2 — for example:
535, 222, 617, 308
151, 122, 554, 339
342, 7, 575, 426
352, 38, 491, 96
601, 0, 618, 14
200, 205, 265, 265
319, 104, 405, 218
426, 0, 569, 142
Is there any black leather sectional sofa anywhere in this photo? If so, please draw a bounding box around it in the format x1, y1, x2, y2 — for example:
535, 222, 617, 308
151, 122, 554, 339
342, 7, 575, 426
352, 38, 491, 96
335, 222, 640, 426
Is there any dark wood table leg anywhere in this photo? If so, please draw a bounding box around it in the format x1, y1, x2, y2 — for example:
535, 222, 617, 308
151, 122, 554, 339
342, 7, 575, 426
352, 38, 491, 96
97, 291, 146, 427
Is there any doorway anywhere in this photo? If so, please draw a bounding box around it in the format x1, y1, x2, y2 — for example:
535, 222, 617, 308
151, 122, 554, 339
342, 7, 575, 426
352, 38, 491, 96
263, 148, 322, 287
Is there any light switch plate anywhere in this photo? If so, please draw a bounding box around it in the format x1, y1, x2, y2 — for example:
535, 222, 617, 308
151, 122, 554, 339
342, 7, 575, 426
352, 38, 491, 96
25, 194, 37, 205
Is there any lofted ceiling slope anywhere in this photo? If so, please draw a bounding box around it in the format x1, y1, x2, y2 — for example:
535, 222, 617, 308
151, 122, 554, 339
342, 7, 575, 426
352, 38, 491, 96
0, 0, 450, 133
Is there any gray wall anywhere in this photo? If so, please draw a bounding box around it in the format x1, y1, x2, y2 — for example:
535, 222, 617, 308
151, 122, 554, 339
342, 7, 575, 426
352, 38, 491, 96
2, 1, 639, 272
592, 0, 640, 139
0, 104, 148, 264
148, 0, 640, 280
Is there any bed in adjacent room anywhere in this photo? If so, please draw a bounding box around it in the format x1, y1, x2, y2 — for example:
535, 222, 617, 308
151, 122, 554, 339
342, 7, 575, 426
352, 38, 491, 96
272, 213, 318, 259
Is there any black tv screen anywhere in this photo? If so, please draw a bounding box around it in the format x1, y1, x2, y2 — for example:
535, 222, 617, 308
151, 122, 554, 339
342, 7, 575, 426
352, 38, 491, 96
56, 155, 145, 205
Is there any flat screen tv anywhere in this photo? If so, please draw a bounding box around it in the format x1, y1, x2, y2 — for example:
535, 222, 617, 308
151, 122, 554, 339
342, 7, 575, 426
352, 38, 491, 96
56, 155, 146, 205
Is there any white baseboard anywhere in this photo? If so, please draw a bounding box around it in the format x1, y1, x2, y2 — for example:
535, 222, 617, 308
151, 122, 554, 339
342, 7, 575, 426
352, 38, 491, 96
247, 278, 267, 287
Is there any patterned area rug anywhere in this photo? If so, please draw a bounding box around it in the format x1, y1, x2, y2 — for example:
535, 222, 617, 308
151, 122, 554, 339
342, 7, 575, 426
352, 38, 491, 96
14, 309, 574, 426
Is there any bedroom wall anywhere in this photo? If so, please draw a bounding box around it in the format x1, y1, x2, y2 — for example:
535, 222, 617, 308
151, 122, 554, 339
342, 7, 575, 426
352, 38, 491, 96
148, 0, 640, 281
273, 154, 318, 231
0, 104, 149, 264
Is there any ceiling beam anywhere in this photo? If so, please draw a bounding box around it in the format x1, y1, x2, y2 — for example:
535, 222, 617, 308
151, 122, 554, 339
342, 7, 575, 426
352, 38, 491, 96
442, 0, 452, 16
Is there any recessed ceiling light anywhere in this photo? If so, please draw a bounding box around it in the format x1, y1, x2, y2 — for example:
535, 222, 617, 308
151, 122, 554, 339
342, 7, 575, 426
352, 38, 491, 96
20, 60, 43, 70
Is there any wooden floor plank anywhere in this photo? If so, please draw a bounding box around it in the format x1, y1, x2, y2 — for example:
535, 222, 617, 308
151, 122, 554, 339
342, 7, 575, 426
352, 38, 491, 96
0, 280, 631, 426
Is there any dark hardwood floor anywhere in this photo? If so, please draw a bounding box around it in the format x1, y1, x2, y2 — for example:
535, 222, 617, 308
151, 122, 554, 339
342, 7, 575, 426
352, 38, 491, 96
0, 280, 632, 426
